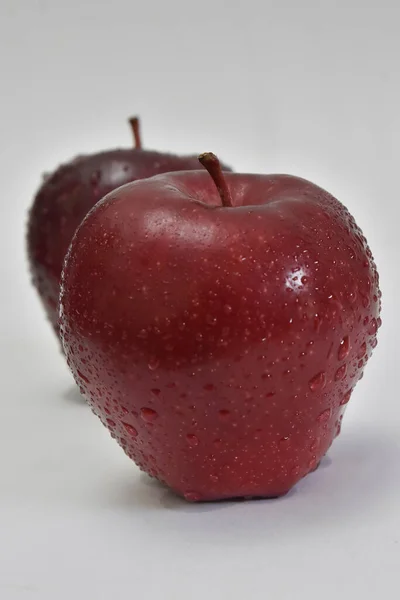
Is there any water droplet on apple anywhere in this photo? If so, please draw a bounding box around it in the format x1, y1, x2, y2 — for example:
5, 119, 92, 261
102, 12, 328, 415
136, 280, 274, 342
148, 357, 160, 371
206, 314, 217, 325
361, 295, 370, 308
314, 314, 322, 332
309, 371, 326, 392
348, 290, 357, 304
210, 474, 219, 483
122, 422, 138, 437
219, 409, 230, 419
357, 342, 367, 359
106, 418, 116, 428
340, 390, 352, 405
223, 304, 233, 315
140, 407, 158, 422
279, 436, 291, 448
335, 364, 347, 381
317, 408, 331, 423
151, 388, 161, 397
77, 370, 89, 384
186, 434, 199, 447
204, 383, 215, 391
184, 491, 201, 502
310, 438, 319, 452
338, 336, 350, 360
367, 318, 378, 335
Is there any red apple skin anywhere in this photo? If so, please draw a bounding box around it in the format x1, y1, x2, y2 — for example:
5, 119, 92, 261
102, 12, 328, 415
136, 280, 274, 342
60, 171, 381, 501
27, 150, 230, 336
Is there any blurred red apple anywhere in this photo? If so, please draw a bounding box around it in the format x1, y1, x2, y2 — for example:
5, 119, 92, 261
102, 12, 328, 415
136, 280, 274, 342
60, 153, 381, 501
27, 118, 231, 336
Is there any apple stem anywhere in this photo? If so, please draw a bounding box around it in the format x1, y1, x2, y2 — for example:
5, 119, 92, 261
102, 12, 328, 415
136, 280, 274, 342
129, 116, 142, 149
198, 152, 233, 208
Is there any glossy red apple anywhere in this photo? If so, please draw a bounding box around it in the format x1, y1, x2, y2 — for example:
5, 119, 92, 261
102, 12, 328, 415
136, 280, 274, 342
60, 153, 381, 501
27, 119, 230, 336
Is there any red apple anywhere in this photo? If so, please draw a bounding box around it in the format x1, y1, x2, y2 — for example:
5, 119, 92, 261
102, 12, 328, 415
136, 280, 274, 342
27, 118, 231, 336
60, 153, 381, 501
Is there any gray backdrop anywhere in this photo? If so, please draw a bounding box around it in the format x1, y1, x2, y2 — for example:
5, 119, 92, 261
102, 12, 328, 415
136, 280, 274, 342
0, 2, 398, 599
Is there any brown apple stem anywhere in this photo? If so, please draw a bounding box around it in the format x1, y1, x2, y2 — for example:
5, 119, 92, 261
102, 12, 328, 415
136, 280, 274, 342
198, 152, 233, 208
129, 116, 142, 149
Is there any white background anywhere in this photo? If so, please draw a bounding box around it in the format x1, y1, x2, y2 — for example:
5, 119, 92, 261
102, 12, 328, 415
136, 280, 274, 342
1, 1, 399, 598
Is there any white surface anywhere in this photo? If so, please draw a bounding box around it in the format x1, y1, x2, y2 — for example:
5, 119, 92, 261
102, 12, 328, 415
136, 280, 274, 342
1, 1, 399, 598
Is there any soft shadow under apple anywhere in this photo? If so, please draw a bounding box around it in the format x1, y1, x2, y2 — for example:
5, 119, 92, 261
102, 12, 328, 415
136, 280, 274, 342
63, 385, 85, 405
94, 426, 398, 543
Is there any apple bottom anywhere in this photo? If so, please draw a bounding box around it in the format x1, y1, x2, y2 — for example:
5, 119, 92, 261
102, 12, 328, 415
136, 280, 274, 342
86, 380, 340, 503
120, 437, 329, 503
76, 341, 350, 503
